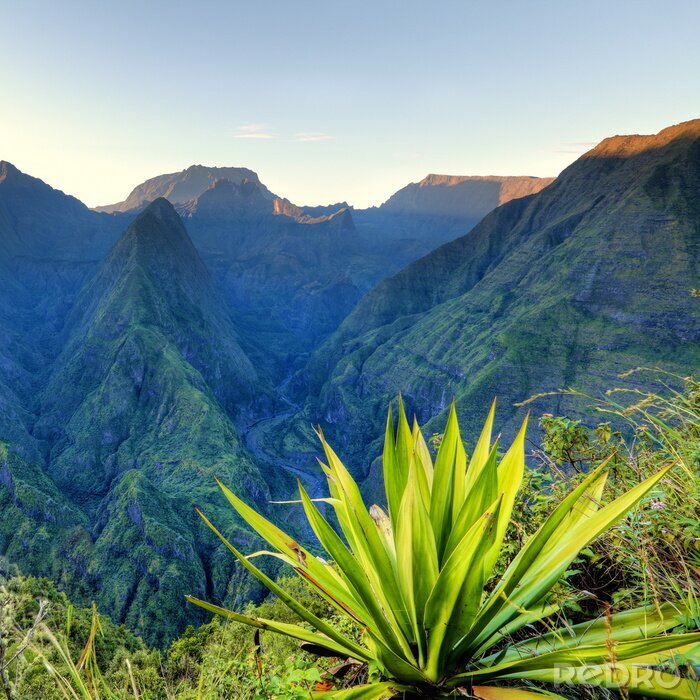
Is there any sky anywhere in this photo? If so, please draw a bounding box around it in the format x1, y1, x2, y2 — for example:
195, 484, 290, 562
1, 0, 699, 209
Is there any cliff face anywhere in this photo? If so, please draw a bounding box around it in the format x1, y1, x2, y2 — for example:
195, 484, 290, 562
351, 174, 555, 276
301, 120, 700, 476
380, 174, 555, 216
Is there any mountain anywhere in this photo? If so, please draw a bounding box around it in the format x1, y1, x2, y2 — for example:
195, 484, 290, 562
0, 160, 124, 261
95, 164, 275, 214
379, 173, 555, 217
353, 174, 554, 266
94, 167, 555, 378
1, 199, 283, 645
169, 178, 361, 378
35, 198, 265, 496
298, 120, 700, 484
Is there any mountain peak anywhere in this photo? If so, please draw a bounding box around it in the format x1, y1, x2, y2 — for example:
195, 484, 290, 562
0, 160, 21, 183
139, 196, 180, 222
96, 164, 275, 213
178, 177, 272, 218
380, 173, 554, 216
272, 197, 354, 226
123, 196, 197, 259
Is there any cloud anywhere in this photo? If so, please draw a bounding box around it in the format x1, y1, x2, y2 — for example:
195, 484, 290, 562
295, 132, 334, 142
234, 124, 275, 139
237, 123, 268, 132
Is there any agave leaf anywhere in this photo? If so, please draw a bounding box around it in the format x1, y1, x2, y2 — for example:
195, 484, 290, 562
482, 602, 693, 663
444, 439, 499, 560
482, 416, 528, 576
501, 464, 677, 625
538, 470, 609, 559
213, 478, 354, 609
395, 459, 439, 663
628, 640, 700, 666
471, 688, 569, 700
459, 456, 639, 654
471, 602, 561, 660
358, 634, 429, 683
430, 402, 461, 562
369, 504, 396, 564
312, 681, 408, 699
382, 405, 402, 528
451, 424, 468, 523
480, 665, 700, 699
193, 507, 371, 662
424, 499, 502, 680
462, 398, 497, 497
453, 632, 700, 682
317, 433, 416, 655
297, 483, 411, 658
186, 597, 360, 659
412, 416, 434, 490
411, 417, 433, 509
395, 396, 414, 487
558, 469, 608, 529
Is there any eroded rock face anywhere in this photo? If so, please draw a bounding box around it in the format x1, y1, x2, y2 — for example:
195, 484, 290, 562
300, 120, 700, 475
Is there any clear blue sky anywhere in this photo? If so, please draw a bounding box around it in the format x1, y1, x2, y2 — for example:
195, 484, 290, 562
1, 0, 698, 208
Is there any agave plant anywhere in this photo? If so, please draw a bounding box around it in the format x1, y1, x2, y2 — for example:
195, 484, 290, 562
188, 402, 699, 699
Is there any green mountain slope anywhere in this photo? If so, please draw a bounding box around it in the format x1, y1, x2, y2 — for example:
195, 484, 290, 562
300, 120, 700, 480
1, 199, 280, 645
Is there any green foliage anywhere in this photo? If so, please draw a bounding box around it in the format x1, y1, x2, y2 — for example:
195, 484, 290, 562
189, 399, 699, 698
0, 573, 151, 699
1, 573, 347, 699
523, 370, 700, 609
3, 374, 699, 699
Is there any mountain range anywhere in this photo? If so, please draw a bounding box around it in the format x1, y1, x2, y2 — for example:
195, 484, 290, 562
0, 119, 698, 645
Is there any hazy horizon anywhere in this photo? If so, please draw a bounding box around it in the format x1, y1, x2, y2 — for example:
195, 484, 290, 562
2, 0, 699, 208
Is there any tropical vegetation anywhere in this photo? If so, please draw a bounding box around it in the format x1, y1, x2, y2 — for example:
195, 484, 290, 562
186, 387, 700, 698
1, 373, 698, 698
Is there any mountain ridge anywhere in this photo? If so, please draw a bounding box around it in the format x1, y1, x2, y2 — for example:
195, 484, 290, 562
2, 199, 276, 644
295, 119, 700, 484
